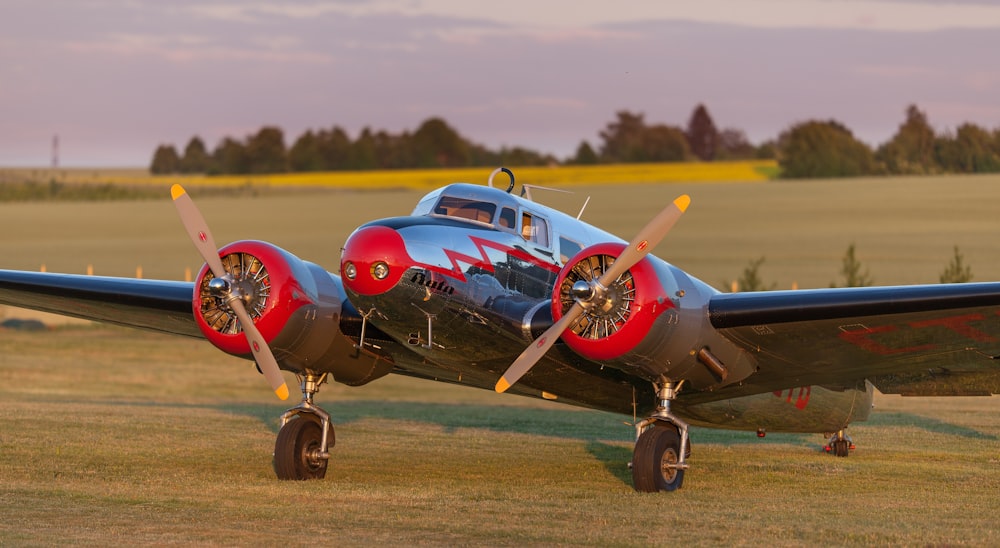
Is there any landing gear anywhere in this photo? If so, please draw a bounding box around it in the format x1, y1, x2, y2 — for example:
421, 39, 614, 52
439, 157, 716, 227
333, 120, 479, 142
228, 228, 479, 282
824, 430, 855, 457
273, 372, 335, 480
631, 380, 690, 493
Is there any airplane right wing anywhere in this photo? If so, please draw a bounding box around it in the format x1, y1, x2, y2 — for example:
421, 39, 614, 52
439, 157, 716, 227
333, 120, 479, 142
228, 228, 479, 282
0, 269, 200, 338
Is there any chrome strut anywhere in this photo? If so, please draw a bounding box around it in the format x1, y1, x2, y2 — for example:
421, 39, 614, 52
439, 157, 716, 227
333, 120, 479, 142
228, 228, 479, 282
634, 379, 690, 471
280, 372, 333, 460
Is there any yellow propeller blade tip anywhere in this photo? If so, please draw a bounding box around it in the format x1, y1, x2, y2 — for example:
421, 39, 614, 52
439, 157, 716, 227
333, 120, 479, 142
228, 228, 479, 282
170, 184, 187, 200
275, 383, 290, 401
674, 195, 691, 212
495, 378, 511, 394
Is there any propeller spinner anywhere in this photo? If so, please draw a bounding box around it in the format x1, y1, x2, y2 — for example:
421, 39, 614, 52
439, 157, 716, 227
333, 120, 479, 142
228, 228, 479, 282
495, 194, 690, 393
171, 184, 290, 401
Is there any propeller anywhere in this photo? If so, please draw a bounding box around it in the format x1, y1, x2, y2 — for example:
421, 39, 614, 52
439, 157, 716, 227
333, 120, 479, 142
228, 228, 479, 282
171, 184, 290, 401
495, 194, 690, 393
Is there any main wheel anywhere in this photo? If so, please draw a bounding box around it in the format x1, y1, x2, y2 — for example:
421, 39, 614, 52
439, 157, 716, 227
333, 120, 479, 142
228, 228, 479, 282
632, 423, 685, 492
273, 414, 333, 480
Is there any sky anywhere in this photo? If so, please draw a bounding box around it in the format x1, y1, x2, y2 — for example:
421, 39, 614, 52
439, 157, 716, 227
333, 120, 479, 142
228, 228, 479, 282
2, 0, 1000, 167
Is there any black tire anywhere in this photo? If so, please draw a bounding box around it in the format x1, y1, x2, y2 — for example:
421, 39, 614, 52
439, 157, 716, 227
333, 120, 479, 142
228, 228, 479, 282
632, 424, 685, 493
273, 414, 332, 480
832, 439, 850, 458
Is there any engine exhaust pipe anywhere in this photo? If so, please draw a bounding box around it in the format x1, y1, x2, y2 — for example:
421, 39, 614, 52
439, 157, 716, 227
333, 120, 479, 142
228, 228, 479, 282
697, 347, 729, 381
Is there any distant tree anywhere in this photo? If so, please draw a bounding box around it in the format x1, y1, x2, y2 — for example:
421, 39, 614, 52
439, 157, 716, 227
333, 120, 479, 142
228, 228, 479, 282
735, 256, 776, 292
716, 128, 756, 160
245, 126, 287, 173
150, 144, 180, 174
412, 117, 469, 167
686, 104, 719, 161
939, 245, 973, 283
212, 137, 249, 174
641, 124, 691, 162
570, 141, 599, 165
755, 139, 778, 160
599, 110, 647, 163
316, 126, 354, 170
779, 120, 876, 178
876, 104, 937, 174
288, 130, 325, 172
179, 136, 211, 173
352, 127, 378, 170
831, 243, 873, 287
935, 123, 1000, 173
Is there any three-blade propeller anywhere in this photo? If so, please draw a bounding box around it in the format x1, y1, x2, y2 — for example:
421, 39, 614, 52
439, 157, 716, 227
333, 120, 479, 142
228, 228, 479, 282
495, 194, 690, 393
171, 184, 290, 401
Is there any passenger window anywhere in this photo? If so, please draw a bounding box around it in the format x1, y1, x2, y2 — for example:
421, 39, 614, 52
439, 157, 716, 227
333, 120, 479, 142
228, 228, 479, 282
520, 212, 550, 247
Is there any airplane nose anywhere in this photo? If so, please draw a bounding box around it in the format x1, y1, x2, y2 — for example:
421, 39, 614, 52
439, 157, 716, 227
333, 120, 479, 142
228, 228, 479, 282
341, 225, 413, 296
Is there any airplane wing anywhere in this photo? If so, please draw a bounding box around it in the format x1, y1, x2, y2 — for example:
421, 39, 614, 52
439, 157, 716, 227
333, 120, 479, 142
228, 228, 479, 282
0, 269, 200, 338
709, 282, 1000, 396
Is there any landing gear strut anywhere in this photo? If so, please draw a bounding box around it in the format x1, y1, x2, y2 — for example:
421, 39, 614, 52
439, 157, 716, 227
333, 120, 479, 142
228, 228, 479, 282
631, 380, 690, 492
824, 430, 855, 457
273, 372, 334, 480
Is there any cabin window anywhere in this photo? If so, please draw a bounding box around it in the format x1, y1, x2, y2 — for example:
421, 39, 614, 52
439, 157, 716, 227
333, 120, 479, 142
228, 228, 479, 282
433, 196, 497, 224
520, 212, 550, 247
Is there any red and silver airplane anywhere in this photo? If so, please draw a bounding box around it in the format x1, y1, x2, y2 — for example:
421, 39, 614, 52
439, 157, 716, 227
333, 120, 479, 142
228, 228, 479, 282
1, 168, 998, 492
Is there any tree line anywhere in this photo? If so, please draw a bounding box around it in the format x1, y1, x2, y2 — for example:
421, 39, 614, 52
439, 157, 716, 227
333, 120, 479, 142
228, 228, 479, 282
150, 104, 1000, 179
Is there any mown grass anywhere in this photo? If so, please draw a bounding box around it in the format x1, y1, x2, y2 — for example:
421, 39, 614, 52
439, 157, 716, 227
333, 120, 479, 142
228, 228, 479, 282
3, 172, 1000, 289
0, 326, 997, 545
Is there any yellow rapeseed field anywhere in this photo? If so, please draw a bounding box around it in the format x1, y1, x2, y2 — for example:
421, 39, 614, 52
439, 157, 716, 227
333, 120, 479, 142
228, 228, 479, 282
9, 160, 777, 190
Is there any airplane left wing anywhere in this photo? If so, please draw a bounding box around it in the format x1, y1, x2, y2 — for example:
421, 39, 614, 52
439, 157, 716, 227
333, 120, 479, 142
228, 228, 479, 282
0, 269, 200, 337
709, 282, 1000, 396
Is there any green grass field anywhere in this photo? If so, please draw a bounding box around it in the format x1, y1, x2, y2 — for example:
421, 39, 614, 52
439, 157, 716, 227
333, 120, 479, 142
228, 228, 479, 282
1, 172, 1000, 544
0, 326, 997, 545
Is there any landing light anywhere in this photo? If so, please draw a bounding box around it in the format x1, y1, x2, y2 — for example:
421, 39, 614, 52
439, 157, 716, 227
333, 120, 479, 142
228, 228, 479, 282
371, 261, 390, 280
344, 262, 357, 280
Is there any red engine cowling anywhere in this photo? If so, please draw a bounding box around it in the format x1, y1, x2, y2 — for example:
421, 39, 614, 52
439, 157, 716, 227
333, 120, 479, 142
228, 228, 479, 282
192, 240, 390, 384
552, 242, 674, 362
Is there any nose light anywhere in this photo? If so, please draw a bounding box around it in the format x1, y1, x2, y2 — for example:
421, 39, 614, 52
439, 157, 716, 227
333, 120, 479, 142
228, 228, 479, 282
371, 261, 390, 280
344, 262, 357, 280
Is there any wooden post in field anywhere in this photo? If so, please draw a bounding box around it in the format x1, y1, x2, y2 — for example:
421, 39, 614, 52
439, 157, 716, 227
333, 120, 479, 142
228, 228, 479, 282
86, 264, 93, 276
136, 265, 143, 279
730, 280, 738, 293
185, 267, 192, 282
40, 264, 46, 273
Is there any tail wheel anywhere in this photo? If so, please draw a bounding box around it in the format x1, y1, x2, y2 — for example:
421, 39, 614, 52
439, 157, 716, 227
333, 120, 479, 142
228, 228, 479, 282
632, 423, 685, 492
273, 414, 332, 480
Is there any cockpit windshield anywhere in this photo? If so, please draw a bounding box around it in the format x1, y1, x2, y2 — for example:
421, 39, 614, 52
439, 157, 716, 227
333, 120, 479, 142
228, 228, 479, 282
432, 196, 497, 224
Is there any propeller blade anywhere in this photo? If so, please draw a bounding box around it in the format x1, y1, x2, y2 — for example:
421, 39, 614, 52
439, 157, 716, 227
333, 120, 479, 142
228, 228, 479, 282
170, 184, 289, 401
227, 299, 290, 400
598, 194, 689, 288
171, 184, 226, 278
495, 303, 584, 393
495, 195, 691, 394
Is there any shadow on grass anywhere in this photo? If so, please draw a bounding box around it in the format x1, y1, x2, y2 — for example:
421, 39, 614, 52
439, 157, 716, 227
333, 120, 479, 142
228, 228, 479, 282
865, 411, 997, 441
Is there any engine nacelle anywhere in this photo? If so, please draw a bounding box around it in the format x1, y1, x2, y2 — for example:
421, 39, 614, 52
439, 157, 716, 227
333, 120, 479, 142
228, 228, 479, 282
553, 242, 685, 376
192, 240, 391, 385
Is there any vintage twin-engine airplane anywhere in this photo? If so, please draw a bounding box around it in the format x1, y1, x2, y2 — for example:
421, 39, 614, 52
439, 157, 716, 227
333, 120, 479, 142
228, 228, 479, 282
2, 168, 999, 492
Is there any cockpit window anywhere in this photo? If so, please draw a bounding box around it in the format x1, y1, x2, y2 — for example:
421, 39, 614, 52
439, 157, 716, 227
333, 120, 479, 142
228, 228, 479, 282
498, 207, 516, 231
433, 196, 497, 224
